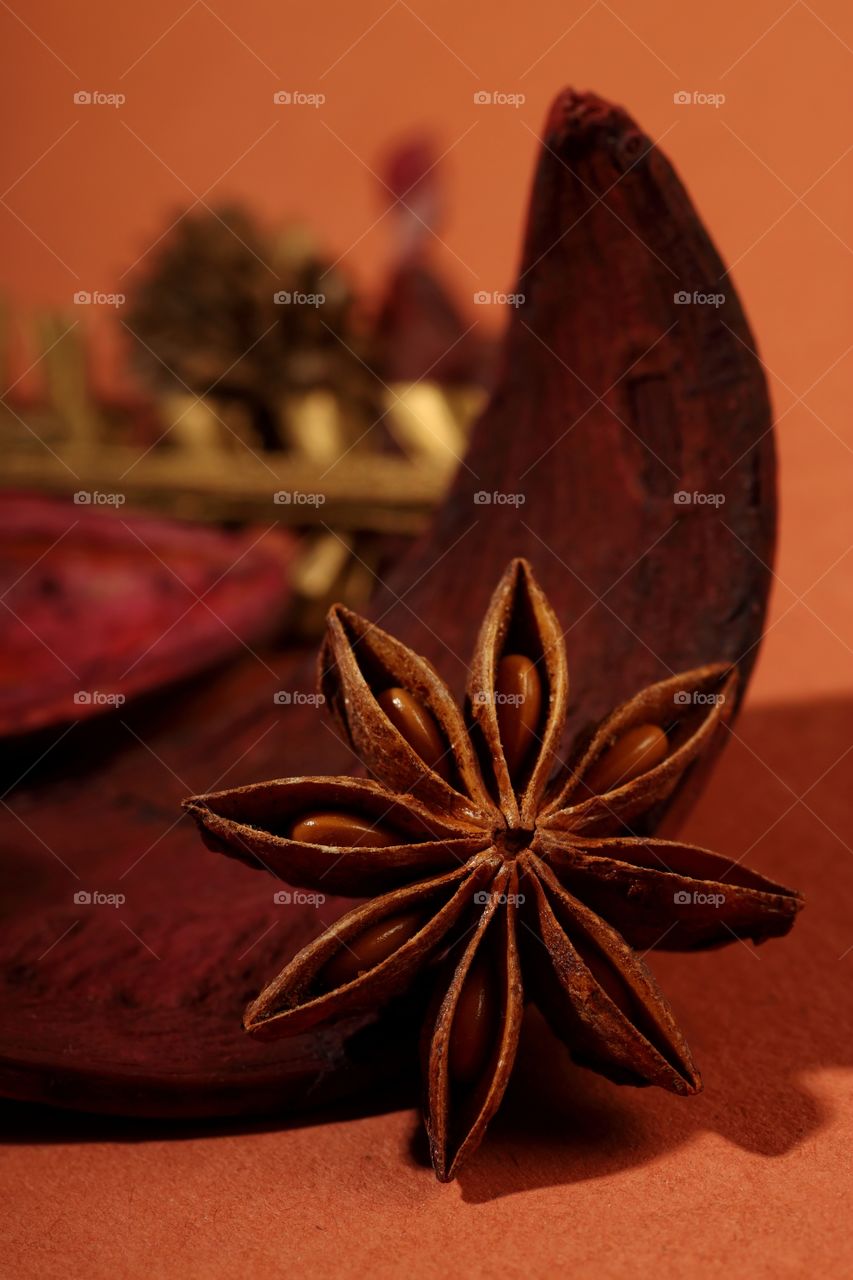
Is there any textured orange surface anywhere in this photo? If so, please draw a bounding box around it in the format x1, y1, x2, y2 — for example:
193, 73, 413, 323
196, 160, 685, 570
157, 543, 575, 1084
1, 2, 851, 1276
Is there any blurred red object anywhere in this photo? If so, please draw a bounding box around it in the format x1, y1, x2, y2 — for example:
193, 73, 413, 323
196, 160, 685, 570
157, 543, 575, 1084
0, 493, 294, 736
375, 134, 495, 386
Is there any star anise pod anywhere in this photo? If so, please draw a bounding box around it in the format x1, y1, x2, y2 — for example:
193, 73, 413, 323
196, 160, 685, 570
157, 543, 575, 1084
184, 559, 802, 1181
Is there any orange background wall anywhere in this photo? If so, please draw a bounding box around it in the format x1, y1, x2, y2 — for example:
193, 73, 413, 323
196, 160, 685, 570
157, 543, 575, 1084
2, 0, 850, 394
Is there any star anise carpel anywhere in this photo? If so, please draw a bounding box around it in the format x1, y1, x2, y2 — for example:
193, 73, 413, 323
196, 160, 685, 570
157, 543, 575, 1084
184, 558, 802, 1182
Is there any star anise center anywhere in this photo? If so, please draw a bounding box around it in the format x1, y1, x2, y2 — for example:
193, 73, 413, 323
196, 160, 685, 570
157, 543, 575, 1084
493, 824, 536, 857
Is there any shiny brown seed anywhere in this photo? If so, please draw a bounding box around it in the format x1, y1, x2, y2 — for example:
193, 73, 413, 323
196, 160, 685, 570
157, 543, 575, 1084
448, 950, 498, 1085
495, 653, 542, 780
582, 723, 668, 794
289, 810, 398, 848
377, 686, 451, 781
321, 909, 424, 988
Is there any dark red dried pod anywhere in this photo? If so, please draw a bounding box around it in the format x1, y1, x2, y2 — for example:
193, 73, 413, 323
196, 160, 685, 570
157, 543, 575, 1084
0, 494, 294, 736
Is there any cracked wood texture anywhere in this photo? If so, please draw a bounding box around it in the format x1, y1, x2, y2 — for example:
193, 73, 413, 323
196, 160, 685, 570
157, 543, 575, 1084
0, 88, 775, 1118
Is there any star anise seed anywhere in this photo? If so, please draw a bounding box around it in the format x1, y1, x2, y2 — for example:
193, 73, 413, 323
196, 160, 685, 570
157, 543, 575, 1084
184, 558, 803, 1181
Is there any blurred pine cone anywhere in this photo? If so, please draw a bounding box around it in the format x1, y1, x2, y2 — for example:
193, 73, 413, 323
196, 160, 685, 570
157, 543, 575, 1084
126, 208, 383, 451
